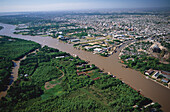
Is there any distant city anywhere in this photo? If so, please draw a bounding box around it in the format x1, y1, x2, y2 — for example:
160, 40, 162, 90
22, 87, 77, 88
0, 7, 170, 112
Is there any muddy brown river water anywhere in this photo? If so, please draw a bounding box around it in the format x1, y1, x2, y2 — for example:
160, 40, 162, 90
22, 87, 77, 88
0, 57, 25, 98
0, 23, 169, 112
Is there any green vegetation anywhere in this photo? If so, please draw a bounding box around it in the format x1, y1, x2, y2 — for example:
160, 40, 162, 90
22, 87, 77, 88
100, 52, 109, 57
0, 36, 40, 61
0, 15, 43, 25
41, 84, 64, 100
108, 40, 122, 45
26, 24, 59, 36
14, 24, 60, 36
0, 43, 161, 111
71, 32, 88, 38
0, 36, 40, 91
59, 28, 93, 37
161, 41, 170, 51
120, 41, 169, 72
13, 21, 92, 39
121, 55, 170, 72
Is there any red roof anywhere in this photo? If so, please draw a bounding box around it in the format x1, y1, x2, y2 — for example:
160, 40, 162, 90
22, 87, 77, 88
161, 71, 170, 75
146, 69, 154, 74
77, 72, 90, 77
121, 60, 124, 63
93, 77, 100, 80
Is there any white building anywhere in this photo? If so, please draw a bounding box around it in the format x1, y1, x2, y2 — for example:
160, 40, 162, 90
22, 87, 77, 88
94, 48, 102, 53
152, 71, 160, 79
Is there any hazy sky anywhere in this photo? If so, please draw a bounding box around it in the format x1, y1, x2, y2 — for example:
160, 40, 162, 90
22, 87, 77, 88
0, 0, 170, 12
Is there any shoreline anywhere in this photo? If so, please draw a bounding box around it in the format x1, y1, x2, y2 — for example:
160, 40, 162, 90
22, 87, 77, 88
0, 49, 37, 99
0, 60, 20, 99
0, 23, 170, 112
119, 40, 170, 90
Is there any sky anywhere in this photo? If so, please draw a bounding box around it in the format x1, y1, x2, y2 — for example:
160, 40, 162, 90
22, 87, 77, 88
0, 0, 170, 12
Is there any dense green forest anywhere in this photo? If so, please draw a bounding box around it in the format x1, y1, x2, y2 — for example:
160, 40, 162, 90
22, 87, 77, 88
0, 44, 161, 111
0, 36, 41, 91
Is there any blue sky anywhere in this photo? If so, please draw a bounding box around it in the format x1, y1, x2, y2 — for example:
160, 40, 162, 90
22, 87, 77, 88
0, 0, 170, 12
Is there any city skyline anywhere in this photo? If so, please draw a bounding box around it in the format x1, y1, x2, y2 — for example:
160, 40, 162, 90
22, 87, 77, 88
0, 0, 170, 12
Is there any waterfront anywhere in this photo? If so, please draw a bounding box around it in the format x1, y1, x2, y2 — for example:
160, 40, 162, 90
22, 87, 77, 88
0, 60, 21, 98
0, 48, 38, 99
0, 23, 170, 112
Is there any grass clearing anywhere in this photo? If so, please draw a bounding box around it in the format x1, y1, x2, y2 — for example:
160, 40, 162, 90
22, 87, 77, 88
41, 84, 64, 100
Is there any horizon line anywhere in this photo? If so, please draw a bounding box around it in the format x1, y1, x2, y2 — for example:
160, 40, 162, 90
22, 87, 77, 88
0, 7, 170, 13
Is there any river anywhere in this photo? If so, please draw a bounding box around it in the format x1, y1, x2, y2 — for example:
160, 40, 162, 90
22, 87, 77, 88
0, 23, 170, 112
0, 57, 26, 98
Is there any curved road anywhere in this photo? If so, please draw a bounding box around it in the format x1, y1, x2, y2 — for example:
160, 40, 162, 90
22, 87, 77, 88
0, 23, 170, 112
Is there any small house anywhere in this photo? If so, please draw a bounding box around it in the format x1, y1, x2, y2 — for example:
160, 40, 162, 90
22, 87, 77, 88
145, 69, 154, 75
55, 56, 65, 59
152, 71, 160, 79
94, 48, 102, 53
160, 71, 170, 79
24, 74, 28, 77
81, 44, 89, 47
58, 35, 64, 39
162, 78, 169, 83
84, 46, 94, 50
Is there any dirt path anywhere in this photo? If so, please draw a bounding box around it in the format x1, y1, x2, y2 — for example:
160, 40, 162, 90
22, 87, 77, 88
56, 66, 65, 79
44, 66, 65, 90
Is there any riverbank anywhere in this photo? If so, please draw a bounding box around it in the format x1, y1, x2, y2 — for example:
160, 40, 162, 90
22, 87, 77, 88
1, 45, 162, 111
0, 35, 40, 99
0, 58, 23, 98
119, 40, 170, 89
0, 23, 170, 112
0, 48, 39, 99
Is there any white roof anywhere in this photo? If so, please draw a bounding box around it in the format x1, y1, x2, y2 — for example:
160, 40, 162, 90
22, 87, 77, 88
94, 48, 102, 51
